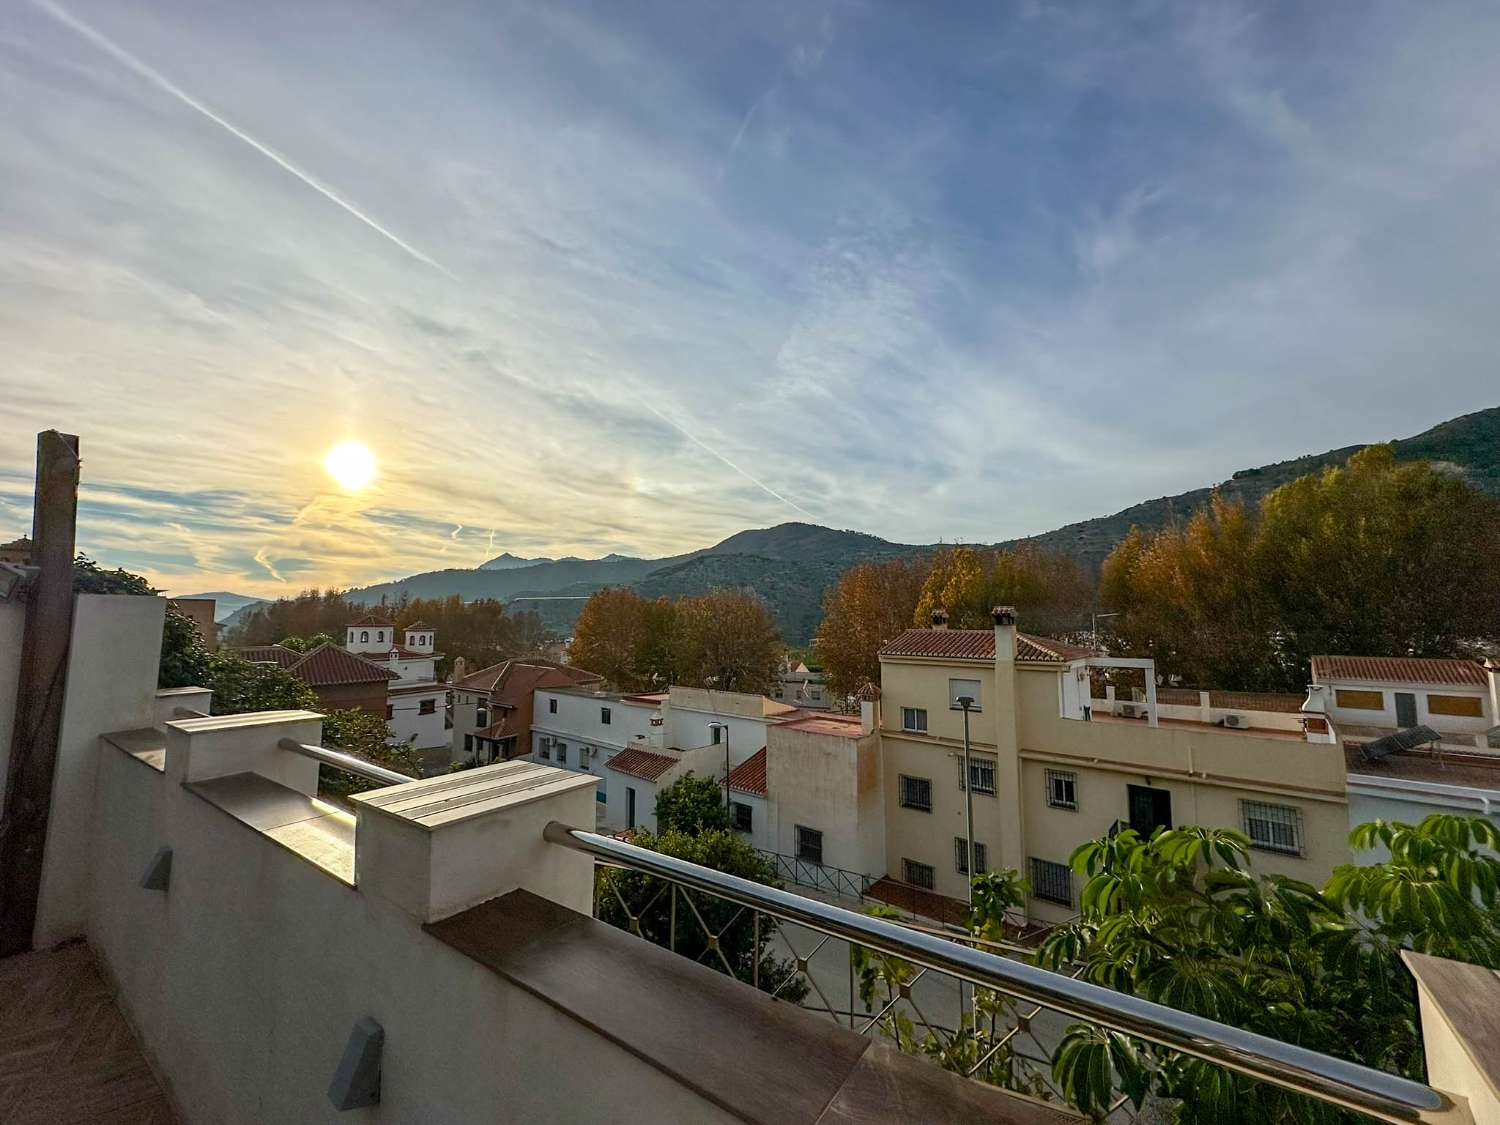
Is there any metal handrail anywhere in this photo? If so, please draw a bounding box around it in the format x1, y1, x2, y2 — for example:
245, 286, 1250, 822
277, 738, 412, 788
545, 822, 1471, 1125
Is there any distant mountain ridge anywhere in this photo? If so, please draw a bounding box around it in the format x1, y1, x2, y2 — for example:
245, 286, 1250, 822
342, 406, 1500, 644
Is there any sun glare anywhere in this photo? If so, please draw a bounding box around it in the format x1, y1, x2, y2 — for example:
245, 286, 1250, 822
323, 440, 377, 492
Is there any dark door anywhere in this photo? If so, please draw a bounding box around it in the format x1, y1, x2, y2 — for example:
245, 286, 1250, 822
1395, 692, 1418, 728
627, 786, 637, 829
1127, 785, 1172, 836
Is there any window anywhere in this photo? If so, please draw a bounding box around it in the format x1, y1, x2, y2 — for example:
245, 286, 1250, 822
958, 757, 996, 796
796, 826, 823, 864
711, 725, 723, 744
954, 838, 988, 876
627, 787, 637, 828
1242, 801, 1303, 855
901, 707, 928, 733
1127, 784, 1172, 836
1429, 694, 1485, 718
361, 631, 370, 643
809, 688, 822, 701
419, 699, 436, 715
1046, 769, 1077, 810
556, 742, 568, 765
601, 706, 612, 725
732, 801, 753, 832
464, 734, 474, 754
377, 631, 385, 642
476, 705, 489, 727
902, 859, 936, 889
949, 678, 982, 711
1335, 689, 1383, 711
1029, 858, 1072, 906
539, 739, 551, 761
899, 775, 933, 812
549, 698, 558, 714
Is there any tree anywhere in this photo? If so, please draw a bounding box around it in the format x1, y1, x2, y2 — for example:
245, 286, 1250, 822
670, 590, 781, 693
653, 773, 732, 836
815, 556, 932, 700
913, 545, 1094, 635
595, 827, 807, 1001
279, 633, 337, 654
318, 707, 425, 801
1033, 816, 1500, 1122
570, 588, 654, 689
158, 606, 212, 689
203, 652, 318, 714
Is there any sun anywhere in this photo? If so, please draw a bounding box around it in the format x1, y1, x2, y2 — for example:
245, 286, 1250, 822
323, 440, 378, 492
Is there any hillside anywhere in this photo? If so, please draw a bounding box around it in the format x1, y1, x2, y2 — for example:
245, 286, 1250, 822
1001, 406, 1500, 569
340, 406, 1499, 645
173, 591, 267, 624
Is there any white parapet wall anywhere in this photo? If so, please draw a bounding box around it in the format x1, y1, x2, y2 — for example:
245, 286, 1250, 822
85, 713, 722, 1123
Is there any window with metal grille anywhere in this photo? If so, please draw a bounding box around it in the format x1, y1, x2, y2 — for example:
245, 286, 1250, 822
549, 698, 558, 713
899, 774, 933, 812
901, 707, 927, 733
796, 826, 823, 864
419, 699, 436, 715
538, 738, 551, 760
1046, 769, 1077, 810
1029, 858, 1072, 906
1242, 801, 1303, 855
954, 838, 988, 875
732, 801, 753, 832
555, 742, 567, 765
902, 859, 936, 889
957, 757, 996, 796
601, 707, 611, 724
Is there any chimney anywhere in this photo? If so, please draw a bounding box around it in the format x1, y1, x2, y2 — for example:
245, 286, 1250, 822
931, 607, 949, 630
992, 605, 1016, 663
856, 681, 881, 735
1487, 659, 1499, 727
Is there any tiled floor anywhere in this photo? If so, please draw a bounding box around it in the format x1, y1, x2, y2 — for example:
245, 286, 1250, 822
0, 942, 174, 1124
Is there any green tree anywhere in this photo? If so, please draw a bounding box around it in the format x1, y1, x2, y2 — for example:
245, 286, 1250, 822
317, 707, 425, 801
203, 652, 318, 714
652, 773, 732, 836
595, 827, 807, 1001
1034, 816, 1500, 1122
158, 606, 212, 689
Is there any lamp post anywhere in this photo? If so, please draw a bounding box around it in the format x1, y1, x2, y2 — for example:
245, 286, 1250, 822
709, 722, 730, 814
1091, 611, 1120, 649
957, 695, 976, 904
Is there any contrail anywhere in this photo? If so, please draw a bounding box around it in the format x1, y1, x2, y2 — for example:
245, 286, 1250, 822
640, 401, 815, 519
450, 522, 464, 539
33, 0, 457, 280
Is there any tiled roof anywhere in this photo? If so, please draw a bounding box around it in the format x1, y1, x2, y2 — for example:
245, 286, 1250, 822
1, 536, 32, 549
606, 747, 679, 782
458, 659, 602, 694
349, 613, 394, 627
237, 644, 299, 668
402, 620, 433, 631
856, 681, 882, 701
721, 748, 767, 796
289, 643, 399, 687
879, 629, 1095, 663
474, 718, 520, 741
1312, 655, 1489, 689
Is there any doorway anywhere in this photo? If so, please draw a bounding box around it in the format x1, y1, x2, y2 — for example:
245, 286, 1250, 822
1127, 784, 1173, 836
1395, 692, 1418, 728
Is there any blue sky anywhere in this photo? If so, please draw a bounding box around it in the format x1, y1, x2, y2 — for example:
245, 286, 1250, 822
1, 0, 1497, 596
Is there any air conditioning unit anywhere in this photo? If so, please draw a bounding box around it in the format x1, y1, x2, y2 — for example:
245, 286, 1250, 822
1119, 703, 1144, 719
1222, 713, 1248, 729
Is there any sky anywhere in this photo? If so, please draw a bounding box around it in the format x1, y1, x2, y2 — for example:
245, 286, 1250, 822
2, 0, 1498, 598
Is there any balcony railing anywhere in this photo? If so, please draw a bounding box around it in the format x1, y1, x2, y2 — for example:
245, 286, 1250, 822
547, 822, 1472, 1125
754, 849, 875, 901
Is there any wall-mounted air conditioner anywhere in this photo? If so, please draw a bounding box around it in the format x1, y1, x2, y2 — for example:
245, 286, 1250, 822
1119, 703, 1145, 719
1222, 713, 1248, 729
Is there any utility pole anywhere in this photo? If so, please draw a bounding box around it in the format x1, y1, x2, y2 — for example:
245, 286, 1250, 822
958, 695, 976, 904
0, 431, 80, 957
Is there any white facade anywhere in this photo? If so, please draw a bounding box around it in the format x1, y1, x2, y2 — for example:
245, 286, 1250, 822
345, 616, 447, 748
1313, 661, 1498, 750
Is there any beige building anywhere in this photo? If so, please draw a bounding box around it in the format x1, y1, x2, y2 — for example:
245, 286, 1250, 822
877, 608, 1351, 923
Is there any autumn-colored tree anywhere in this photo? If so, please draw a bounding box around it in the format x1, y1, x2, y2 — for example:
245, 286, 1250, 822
814, 556, 933, 700
569, 588, 653, 689
1100, 448, 1500, 691
913, 545, 1094, 634
671, 590, 782, 693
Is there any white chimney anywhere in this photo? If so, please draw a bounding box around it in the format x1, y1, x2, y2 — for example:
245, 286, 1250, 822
992, 605, 1016, 663
1487, 659, 1499, 727
931, 608, 949, 631
856, 682, 881, 735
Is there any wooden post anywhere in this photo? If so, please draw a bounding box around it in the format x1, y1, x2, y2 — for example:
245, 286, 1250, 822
0, 431, 80, 956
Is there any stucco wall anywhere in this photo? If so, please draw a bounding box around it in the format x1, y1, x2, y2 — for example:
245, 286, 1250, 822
311, 681, 388, 719
532, 690, 657, 754
0, 600, 24, 794
768, 727, 864, 872
1322, 677, 1494, 738
387, 687, 446, 749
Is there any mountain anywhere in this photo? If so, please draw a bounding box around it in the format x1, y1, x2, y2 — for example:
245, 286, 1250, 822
172, 591, 267, 624
997, 405, 1500, 570
341, 407, 1499, 645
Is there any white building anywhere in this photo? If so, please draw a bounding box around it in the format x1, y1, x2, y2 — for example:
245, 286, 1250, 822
345, 615, 448, 749
1311, 654, 1499, 752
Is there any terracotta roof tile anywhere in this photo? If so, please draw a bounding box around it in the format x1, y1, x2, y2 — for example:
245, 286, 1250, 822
458, 659, 602, 694
879, 629, 1095, 663
349, 613, 394, 627
606, 747, 679, 782
721, 748, 767, 796
402, 620, 433, 631
1312, 655, 1488, 689
236, 644, 299, 668
289, 643, 399, 687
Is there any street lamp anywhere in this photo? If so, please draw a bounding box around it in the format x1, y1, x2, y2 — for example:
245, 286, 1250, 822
708, 722, 730, 813
1091, 611, 1120, 649
957, 695, 976, 904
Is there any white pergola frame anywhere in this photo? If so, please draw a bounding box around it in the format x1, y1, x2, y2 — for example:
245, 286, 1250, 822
1083, 656, 1159, 727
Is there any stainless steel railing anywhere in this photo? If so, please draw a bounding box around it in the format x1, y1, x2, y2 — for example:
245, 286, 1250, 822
546, 822, 1472, 1125
277, 738, 412, 788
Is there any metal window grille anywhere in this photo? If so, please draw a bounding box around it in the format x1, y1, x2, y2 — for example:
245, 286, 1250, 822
601, 707, 611, 724
556, 742, 567, 765
1046, 769, 1077, 810
796, 826, 823, 864
899, 775, 933, 812
1242, 801, 1303, 855
733, 802, 753, 832
1029, 857, 1072, 906
954, 837, 988, 875
901, 707, 927, 732
957, 757, 996, 796
539, 738, 551, 760
902, 858, 936, 889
